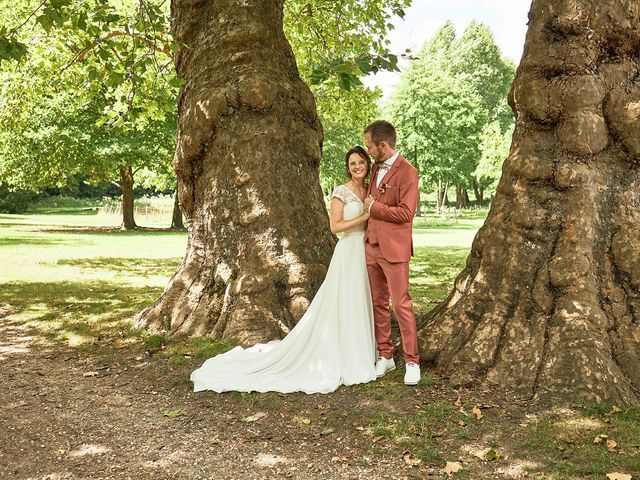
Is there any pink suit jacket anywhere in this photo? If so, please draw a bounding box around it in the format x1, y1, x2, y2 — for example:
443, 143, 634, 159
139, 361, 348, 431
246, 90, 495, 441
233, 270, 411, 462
365, 155, 419, 263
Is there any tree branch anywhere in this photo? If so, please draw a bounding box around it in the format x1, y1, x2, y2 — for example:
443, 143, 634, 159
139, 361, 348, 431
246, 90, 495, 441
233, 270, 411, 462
8, 0, 48, 36
63, 29, 170, 70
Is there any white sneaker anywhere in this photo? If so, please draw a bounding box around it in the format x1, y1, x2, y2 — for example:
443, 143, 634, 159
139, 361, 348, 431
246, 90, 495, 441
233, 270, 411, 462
404, 362, 420, 386
375, 357, 396, 378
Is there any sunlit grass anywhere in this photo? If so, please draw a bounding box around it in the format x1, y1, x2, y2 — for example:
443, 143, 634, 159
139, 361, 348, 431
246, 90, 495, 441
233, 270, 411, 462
1, 211, 477, 350
522, 405, 640, 478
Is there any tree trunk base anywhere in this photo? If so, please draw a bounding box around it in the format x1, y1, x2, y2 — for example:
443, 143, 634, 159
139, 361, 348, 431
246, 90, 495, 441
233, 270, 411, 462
419, 0, 640, 404
136, 0, 335, 346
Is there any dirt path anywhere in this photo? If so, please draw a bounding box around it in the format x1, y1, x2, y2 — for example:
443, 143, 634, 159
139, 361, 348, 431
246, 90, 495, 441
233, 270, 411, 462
1, 309, 446, 480
3, 308, 639, 480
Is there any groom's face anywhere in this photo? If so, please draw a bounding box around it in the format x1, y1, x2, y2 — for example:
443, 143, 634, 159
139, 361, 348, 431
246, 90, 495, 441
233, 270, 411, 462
364, 133, 388, 163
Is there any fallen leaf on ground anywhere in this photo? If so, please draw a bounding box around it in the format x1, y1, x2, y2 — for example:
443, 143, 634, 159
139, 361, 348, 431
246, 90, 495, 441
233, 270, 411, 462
472, 406, 483, 421
331, 456, 348, 463
607, 440, 618, 452
401, 451, 422, 466
83, 371, 99, 377
293, 416, 311, 425
594, 434, 608, 444
485, 449, 500, 461
454, 394, 462, 407
319, 428, 335, 437
606, 406, 622, 416
442, 461, 462, 475
606, 473, 632, 480
242, 412, 268, 423
372, 435, 385, 443
163, 409, 182, 418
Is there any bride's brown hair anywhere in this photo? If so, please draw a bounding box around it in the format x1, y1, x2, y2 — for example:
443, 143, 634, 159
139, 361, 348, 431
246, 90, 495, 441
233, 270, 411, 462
344, 145, 372, 178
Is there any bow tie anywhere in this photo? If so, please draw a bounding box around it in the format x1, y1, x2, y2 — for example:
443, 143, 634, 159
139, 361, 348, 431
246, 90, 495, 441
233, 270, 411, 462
377, 163, 391, 171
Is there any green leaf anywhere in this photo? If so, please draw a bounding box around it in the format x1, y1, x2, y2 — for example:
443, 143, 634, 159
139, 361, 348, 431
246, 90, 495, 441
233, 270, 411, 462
310, 67, 329, 85
169, 76, 183, 88
76, 12, 87, 31
162, 409, 182, 419
109, 71, 125, 86
50, 0, 73, 8
337, 73, 352, 91
36, 14, 54, 33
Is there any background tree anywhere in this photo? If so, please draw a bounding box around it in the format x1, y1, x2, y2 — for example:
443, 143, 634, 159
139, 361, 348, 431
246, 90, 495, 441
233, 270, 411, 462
386, 65, 485, 211
0, 0, 179, 227
386, 21, 515, 208
474, 120, 512, 200
284, 0, 409, 194
418, 0, 640, 403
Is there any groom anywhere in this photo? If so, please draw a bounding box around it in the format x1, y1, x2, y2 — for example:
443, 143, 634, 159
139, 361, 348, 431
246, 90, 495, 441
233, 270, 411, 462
363, 120, 421, 386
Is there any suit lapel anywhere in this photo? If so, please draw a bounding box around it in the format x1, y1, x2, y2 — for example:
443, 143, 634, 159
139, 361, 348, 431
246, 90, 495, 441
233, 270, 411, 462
380, 155, 405, 186
368, 164, 380, 195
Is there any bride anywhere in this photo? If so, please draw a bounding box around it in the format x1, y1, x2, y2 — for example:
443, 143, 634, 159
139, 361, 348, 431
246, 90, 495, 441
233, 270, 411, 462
191, 146, 377, 394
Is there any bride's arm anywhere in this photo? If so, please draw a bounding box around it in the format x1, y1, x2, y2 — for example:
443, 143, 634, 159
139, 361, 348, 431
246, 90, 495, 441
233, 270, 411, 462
329, 198, 370, 234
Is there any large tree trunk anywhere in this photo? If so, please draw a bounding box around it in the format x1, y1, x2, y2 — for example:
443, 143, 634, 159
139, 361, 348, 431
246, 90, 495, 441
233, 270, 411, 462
120, 164, 136, 230
136, 0, 334, 344
419, 0, 640, 404
171, 188, 185, 230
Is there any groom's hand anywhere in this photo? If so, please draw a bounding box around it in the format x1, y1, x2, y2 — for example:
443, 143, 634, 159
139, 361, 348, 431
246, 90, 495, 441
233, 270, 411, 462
364, 195, 375, 211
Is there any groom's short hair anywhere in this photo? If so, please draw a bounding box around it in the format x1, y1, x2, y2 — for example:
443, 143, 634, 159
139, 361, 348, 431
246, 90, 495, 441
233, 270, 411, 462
364, 120, 397, 149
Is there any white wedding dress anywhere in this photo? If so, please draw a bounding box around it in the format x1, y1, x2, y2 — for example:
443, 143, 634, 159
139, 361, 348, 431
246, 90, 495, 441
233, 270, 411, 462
191, 184, 377, 394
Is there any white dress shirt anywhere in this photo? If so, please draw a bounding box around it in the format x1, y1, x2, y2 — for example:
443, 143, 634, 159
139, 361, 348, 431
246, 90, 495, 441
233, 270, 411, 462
368, 151, 400, 212
375, 151, 400, 188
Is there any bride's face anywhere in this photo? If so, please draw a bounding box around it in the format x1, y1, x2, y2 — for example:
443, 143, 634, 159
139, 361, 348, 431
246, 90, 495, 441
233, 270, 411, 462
348, 154, 369, 180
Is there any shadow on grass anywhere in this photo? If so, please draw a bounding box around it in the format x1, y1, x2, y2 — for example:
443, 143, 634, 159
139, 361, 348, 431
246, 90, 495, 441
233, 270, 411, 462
411, 246, 468, 313
0, 280, 162, 348
23, 226, 186, 235
0, 235, 92, 247
413, 220, 482, 231
57, 257, 182, 276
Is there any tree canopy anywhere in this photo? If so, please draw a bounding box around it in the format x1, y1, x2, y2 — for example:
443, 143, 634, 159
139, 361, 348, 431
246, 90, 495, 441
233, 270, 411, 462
0, 0, 410, 198
385, 21, 515, 199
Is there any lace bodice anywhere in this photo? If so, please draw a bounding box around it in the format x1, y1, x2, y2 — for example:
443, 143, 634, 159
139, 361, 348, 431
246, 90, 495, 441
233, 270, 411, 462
331, 184, 365, 234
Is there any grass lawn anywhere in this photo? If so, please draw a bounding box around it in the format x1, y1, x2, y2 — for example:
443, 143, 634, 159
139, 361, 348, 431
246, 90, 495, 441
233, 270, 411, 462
1, 209, 638, 480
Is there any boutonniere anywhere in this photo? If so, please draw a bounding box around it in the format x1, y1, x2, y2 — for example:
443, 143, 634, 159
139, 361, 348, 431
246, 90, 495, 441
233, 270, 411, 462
379, 183, 390, 195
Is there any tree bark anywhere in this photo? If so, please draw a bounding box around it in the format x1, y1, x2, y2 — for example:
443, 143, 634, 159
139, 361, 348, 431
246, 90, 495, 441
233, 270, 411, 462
436, 180, 448, 212
419, 0, 640, 403
455, 184, 467, 209
472, 179, 483, 205
136, 0, 334, 344
120, 164, 136, 230
171, 188, 185, 229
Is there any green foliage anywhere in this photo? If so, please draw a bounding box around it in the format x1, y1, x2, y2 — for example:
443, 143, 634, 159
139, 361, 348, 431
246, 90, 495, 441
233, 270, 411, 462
385, 21, 516, 196
475, 121, 513, 191
0, 0, 178, 202
0, 184, 39, 213
284, 0, 410, 189
1, 0, 408, 196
